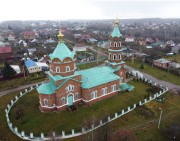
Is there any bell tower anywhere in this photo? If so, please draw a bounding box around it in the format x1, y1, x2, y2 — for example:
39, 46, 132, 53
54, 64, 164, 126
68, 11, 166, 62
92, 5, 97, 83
106, 18, 125, 69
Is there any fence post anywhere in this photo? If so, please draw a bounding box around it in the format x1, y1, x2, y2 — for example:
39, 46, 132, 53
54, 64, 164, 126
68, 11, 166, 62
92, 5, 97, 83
25, 89, 27, 92
100, 120, 103, 125
7, 104, 10, 111
36, 84, 38, 87
134, 104, 136, 108
20, 92, 23, 96
122, 109, 124, 115
82, 128, 85, 133
14, 127, 18, 133
11, 100, 14, 105
62, 131, 65, 137
115, 113, 118, 118
31, 86, 33, 90
139, 101, 142, 106
41, 133, 44, 139
108, 116, 110, 121
91, 124, 94, 129
30, 133, 33, 138
128, 107, 130, 111
144, 99, 147, 103
21, 131, 25, 137
15, 96, 18, 101
72, 129, 75, 135
5, 109, 8, 114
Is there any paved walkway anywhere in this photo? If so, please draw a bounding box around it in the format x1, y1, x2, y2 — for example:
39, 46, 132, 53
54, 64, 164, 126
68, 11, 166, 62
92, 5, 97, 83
0, 81, 42, 97
125, 65, 180, 91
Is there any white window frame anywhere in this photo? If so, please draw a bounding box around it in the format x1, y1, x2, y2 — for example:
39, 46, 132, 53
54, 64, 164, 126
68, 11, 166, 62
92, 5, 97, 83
101, 87, 107, 95
43, 99, 48, 106
91, 90, 97, 99
111, 84, 116, 92
56, 66, 60, 73
66, 66, 70, 72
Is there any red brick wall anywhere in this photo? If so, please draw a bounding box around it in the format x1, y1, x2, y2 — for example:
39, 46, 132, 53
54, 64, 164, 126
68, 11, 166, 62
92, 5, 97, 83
82, 80, 119, 101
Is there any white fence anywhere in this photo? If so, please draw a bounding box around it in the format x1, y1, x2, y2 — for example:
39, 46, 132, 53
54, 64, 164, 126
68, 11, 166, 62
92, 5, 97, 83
5, 74, 169, 140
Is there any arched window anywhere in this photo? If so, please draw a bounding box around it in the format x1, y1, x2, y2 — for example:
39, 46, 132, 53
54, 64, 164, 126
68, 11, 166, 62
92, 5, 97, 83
118, 54, 121, 60
56, 66, 60, 73
61, 97, 66, 105
75, 92, 79, 100
91, 90, 97, 99
113, 54, 116, 60
43, 99, 48, 106
66, 66, 70, 72
114, 42, 117, 47
74, 63, 76, 69
109, 53, 112, 59
119, 42, 121, 47
111, 84, 116, 92
101, 87, 107, 95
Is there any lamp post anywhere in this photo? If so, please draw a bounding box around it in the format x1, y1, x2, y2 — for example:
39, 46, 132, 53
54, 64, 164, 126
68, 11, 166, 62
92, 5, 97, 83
158, 108, 163, 129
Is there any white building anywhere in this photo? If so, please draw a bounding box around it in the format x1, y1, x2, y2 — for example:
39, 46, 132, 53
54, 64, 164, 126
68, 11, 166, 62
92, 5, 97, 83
10, 65, 21, 74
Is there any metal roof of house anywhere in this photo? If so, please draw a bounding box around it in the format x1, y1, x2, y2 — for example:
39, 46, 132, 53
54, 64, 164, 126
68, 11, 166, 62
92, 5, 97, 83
0, 47, 12, 54
49, 42, 75, 61
79, 66, 120, 88
25, 59, 37, 68
154, 58, 170, 64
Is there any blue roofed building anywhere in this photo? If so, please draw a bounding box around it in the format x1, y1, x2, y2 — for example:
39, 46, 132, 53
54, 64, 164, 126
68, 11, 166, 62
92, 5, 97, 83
25, 59, 42, 73
37, 21, 134, 112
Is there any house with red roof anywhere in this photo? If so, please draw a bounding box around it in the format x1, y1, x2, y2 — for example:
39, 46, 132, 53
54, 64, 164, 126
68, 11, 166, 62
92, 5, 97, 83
23, 31, 35, 40
0, 47, 12, 59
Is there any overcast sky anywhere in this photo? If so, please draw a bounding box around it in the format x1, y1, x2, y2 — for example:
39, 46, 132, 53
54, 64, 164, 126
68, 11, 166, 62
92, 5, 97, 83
0, 0, 180, 21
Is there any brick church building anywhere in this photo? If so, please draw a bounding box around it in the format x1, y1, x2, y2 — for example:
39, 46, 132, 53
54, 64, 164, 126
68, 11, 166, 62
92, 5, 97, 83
37, 19, 134, 112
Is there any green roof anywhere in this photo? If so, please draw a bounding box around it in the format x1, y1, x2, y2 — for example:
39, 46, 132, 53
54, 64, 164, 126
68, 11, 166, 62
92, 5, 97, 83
37, 81, 56, 94
49, 42, 75, 61
111, 26, 122, 38
119, 83, 134, 92
79, 66, 120, 88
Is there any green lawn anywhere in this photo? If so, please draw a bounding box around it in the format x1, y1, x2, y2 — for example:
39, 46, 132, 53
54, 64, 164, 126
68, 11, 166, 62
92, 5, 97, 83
77, 60, 105, 70
165, 54, 180, 63
9, 81, 154, 136
0, 81, 180, 141
125, 59, 180, 86
0, 73, 45, 91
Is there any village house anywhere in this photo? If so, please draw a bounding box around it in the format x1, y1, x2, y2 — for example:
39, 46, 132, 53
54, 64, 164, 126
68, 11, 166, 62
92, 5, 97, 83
153, 58, 171, 69
0, 46, 12, 59
171, 44, 180, 53
23, 31, 35, 40
37, 20, 134, 112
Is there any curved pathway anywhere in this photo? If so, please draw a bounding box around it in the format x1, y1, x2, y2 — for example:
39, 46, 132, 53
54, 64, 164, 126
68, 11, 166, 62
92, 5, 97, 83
0, 81, 42, 97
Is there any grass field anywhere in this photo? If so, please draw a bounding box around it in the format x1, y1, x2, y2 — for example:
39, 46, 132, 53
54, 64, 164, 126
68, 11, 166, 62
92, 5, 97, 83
1, 81, 179, 141
125, 59, 180, 86
8, 81, 154, 136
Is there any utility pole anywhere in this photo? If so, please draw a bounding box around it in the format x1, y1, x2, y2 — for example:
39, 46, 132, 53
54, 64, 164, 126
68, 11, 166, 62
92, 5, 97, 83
158, 108, 163, 129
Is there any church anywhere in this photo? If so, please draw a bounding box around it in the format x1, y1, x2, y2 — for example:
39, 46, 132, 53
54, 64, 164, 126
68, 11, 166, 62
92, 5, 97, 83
37, 19, 134, 112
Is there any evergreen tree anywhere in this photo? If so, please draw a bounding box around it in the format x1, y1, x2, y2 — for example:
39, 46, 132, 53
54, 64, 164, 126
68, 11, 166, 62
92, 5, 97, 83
2, 62, 16, 78
140, 62, 144, 69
